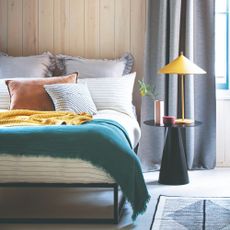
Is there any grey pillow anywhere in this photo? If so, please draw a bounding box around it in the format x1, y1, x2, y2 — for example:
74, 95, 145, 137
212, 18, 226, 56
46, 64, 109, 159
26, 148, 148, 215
0, 52, 8, 56
56, 53, 134, 78
0, 52, 56, 79
44, 83, 97, 115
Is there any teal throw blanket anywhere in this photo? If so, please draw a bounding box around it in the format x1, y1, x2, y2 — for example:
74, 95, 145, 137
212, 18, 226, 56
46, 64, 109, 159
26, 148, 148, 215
0, 119, 150, 220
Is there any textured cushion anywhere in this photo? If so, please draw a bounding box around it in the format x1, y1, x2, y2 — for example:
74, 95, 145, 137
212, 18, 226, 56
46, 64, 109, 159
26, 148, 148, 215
6, 74, 77, 111
45, 83, 97, 115
78, 72, 136, 116
0, 52, 56, 79
56, 53, 134, 78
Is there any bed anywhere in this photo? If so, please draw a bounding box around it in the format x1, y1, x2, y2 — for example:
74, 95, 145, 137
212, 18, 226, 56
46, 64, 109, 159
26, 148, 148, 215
0, 52, 150, 224
0, 109, 140, 184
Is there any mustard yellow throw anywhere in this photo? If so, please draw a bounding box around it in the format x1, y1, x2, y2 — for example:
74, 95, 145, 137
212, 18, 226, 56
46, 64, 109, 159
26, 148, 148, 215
0, 110, 92, 126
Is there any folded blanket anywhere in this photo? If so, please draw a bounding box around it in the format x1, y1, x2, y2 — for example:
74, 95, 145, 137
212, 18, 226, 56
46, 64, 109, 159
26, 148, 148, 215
0, 110, 92, 126
0, 119, 150, 220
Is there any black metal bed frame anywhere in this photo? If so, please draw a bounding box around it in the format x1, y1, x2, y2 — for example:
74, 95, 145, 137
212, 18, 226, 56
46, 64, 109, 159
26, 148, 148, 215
0, 182, 126, 224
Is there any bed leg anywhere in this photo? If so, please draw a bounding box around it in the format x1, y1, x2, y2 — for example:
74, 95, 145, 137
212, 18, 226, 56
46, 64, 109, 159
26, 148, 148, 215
113, 184, 126, 224
113, 184, 119, 224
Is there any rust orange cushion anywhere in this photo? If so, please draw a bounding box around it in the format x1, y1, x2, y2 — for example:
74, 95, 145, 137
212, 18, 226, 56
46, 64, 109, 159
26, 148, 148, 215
6, 74, 77, 111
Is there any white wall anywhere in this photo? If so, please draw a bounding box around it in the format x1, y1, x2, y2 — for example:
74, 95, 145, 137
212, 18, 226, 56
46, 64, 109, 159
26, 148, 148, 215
216, 99, 230, 166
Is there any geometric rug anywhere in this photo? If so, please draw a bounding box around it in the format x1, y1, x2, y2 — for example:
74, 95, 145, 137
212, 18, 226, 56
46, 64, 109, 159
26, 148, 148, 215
150, 196, 230, 230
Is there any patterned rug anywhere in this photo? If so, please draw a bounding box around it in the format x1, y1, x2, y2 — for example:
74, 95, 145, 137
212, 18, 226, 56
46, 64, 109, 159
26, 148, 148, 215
150, 196, 230, 230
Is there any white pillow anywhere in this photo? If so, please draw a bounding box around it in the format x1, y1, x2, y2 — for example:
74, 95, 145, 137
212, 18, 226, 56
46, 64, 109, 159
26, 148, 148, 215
56, 53, 134, 78
44, 83, 97, 115
0, 79, 10, 109
78, 72, 136, 116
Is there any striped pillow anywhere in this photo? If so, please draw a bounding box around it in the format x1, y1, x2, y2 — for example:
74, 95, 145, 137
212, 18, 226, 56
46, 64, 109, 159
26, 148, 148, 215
44, 83, 97, 115
78, 72, 136, 116
0, 79, 10, 109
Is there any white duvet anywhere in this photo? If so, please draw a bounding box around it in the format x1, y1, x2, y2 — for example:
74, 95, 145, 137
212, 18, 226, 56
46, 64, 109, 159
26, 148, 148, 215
0, 110, 141, 183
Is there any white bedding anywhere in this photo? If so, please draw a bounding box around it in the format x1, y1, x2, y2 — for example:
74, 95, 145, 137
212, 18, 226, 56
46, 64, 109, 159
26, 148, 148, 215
94, 110, 141, 148
0, 110, 141, 183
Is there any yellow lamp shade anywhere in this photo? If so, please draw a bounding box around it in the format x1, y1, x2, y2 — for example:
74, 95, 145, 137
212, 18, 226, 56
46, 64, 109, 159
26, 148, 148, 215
158, 52, 206, 75
158, 52, 207, 124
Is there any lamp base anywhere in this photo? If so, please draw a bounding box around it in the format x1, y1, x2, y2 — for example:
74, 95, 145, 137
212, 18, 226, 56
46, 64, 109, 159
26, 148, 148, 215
176, 118, 194, 124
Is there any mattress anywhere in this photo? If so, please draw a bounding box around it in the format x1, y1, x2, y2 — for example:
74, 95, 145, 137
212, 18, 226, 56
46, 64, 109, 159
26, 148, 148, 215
0, 110, 141, 183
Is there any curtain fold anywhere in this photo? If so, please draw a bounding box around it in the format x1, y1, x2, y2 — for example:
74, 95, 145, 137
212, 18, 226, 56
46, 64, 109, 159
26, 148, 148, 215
138, 0, 216, 171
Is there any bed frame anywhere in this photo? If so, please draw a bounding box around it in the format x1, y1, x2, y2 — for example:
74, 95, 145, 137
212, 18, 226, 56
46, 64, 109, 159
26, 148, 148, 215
0, 145, 139, 224
0, 182, 126, 224
0, 138, 139, 225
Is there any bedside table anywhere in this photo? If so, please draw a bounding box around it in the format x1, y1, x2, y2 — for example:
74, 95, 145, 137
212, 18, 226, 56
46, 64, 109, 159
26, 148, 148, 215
144, 120, 202, 185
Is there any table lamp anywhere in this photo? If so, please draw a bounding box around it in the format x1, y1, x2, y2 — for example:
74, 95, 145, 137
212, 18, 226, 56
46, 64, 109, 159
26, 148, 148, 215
158, 52, 206, 124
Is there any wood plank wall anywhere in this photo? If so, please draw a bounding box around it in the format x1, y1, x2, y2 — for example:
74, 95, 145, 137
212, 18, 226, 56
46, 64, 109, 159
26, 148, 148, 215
0, 0, 146, 119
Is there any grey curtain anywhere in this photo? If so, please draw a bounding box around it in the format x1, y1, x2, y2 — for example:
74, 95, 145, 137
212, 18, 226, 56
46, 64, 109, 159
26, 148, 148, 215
138, 0, 216, 171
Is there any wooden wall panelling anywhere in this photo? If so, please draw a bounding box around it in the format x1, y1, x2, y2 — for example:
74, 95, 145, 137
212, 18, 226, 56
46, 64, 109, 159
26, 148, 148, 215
69, 0, 85, 56
0, 0, 147, 119
115, 0, 131, 57
38, 0, 54, 53
85, 0, 100, 58
8, 0, 23, 56
54, 0, 70, 54
131, 0, 146, 118
0, 0, 8, 53
99, 0, 115, 58
23, 0, 38, 56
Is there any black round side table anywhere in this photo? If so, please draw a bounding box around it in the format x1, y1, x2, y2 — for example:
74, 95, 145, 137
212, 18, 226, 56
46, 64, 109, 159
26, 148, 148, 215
144, 120, 202, 185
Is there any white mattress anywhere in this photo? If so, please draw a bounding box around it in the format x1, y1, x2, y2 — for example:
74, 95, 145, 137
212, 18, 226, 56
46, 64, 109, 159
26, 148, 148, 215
0, 110, 141, 183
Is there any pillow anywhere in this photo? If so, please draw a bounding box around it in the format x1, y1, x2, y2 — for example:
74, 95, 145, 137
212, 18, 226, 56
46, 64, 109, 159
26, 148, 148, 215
0, 78, 32, 110
44, 83, 97, 115
0, 79, 10, 109
78, 72, 136, 116
56, 53, 134, 78
0, 52, 8, 56
6, 74, 77, 111
0, 52, 56, 79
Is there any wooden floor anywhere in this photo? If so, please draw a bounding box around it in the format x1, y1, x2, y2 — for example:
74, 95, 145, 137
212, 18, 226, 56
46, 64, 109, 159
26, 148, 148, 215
0, 168, 229, 230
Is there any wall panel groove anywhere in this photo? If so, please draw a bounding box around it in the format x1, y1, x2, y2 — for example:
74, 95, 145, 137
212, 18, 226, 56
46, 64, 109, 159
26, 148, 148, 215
23, 0, 39, 55
99, 0, 115, 58
54, 0, 70, 54
8, 0, 23, 56
69, 0, 85, 57
85, 0, 100, 58
39, 0, 54, 53
114, 0, 131, 57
